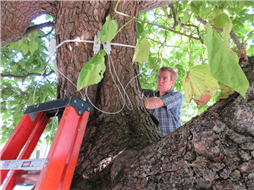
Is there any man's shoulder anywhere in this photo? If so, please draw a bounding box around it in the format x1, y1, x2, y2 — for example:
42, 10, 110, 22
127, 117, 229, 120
167, 89, 182, 97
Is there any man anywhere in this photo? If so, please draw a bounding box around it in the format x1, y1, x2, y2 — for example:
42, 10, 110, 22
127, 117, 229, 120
143, 67, 183, 137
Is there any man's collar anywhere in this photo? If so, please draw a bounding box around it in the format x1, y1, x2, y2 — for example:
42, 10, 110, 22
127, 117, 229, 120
157, 88, 173, 97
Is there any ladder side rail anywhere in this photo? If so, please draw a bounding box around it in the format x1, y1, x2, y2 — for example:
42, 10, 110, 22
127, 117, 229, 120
17, 113, 49, 159
59, 110, 90, 189
0, 112, 45, 184
35, 106, 81, 190
1, 112, 50, 190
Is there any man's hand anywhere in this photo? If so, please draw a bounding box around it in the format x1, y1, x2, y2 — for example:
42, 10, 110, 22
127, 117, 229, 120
144, 97, 165, 109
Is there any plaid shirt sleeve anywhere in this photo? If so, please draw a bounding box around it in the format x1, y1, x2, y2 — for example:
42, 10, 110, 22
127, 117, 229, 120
159, 90, 183, 110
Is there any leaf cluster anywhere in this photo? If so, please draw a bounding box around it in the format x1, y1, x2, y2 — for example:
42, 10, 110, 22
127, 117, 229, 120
136, 0, 253, 122
1, 17, 57, 144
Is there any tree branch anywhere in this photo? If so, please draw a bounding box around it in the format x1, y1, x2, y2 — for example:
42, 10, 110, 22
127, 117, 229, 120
144, 20, 203, 43
1, 70, 55, 80
243, 30, 254, 45
24, 22, 55, 37
137, 0, 174, 13
163, 4, 178, 29
39, 27, 54, 39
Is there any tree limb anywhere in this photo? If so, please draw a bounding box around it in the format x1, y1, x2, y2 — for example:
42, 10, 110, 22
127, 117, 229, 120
137, 0, 174, 13
144, 20, 203, 43
1, 70, 55, 80
39, 27, 55, 39
243, 30, 254, 46
23, 22, 55, 38
163, 4, 178, 29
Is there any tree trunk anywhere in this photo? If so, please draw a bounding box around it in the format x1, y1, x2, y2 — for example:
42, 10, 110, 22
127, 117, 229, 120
54, 1, 161, 186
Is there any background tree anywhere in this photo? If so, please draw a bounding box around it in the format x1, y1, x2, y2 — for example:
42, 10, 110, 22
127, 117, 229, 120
1, 1, 254, 189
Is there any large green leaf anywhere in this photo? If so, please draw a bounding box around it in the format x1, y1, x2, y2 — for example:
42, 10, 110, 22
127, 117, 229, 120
183, 64, 219, 108
98, 15, 118, 42
182, 11, 191, 24
204, 26, 249, 98
77, 50, 106, 91
223, 21, 233, 43
211, 12, 231, 28
132, 38, 150, 63
199, 5, 211, 19
21, 44, 30, 55
211, 12, 232, 43
137, 22, 144, 34
29, 41, 39, 54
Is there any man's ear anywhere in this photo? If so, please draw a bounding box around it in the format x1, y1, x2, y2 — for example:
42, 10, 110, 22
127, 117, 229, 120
171, 80, 176, 85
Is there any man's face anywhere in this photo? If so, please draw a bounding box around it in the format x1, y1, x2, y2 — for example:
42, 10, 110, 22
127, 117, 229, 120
157, 70, 175, 93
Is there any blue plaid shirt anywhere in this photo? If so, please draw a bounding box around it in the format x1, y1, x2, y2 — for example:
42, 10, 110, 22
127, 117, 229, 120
143, 89, 183, 137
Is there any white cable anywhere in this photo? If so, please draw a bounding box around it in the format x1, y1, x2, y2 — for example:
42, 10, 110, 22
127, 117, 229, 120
109, 42, 135, 49
109, 55, 133, 110
56, 39, 94, 49
55, 39, 135, 50
124, 74, 142, 110
107, 54, 126, 109
85, 54, 126, 114
53, 38, 147, 115
85, 87, 124, 114
33, 59, 51, 104
31, 39, 136, 114
53, 66, 85, 98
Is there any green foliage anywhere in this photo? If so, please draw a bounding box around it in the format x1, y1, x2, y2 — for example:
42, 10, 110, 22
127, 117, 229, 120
77, 50, 106, 91
76, 15, 117, 91
137, 0, 253, 123
204, 26, 249, 98
211, 12, 232, 29
98, 15, 118, 42
1, 15, 56, 144
210, 12, 233, 43
132, 38, 150, 63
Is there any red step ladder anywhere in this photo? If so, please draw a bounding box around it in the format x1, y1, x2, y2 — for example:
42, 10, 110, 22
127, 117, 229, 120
0, 96, 92, 190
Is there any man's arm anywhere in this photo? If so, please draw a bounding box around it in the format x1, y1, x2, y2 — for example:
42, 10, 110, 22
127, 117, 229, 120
144, 97, 165, 109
